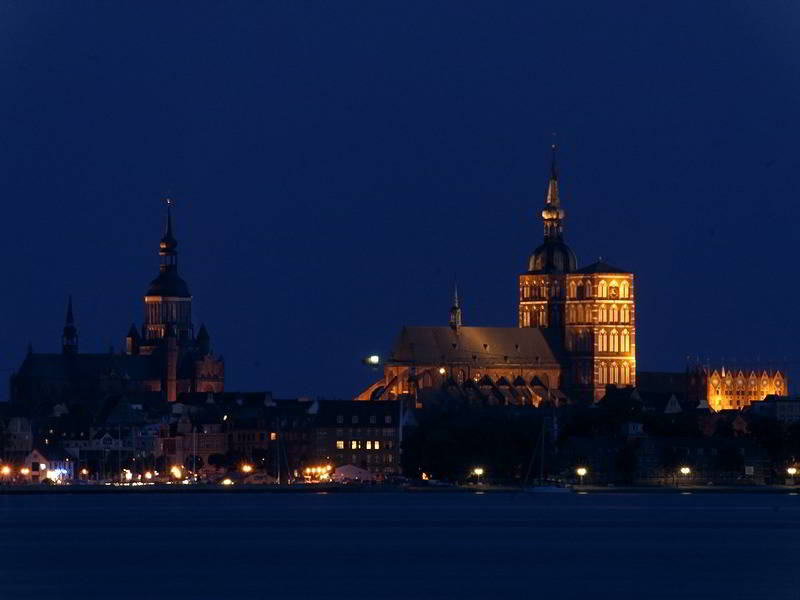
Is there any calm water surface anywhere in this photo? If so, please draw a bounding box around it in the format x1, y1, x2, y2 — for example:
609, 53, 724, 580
0, 491, 798, 599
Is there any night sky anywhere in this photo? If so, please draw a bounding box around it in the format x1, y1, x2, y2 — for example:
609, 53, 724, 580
1, 2, 798, 399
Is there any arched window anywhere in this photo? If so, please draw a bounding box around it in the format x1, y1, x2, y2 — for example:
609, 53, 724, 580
599, 306, 608, 322
576, 282, 583, 299
599, 281, 607, 297
621, 306, 629, 323
457, 369, 466, 384
599, 362, 608, 384
610, 330, 619, 352
622, 363, 630, 384
621, 330, 630, 353
598, 330, 608, 352
553, 281, 561, 298
585, 280, 592, 297
568, 306, 575, 323
620, 281, 629, 298
610, 305, 618, 322
423, 372, 432, 388
569, 281, 576, 298
541, 285, 547, 298
610, 363, 619, 383
576, 305, 584, 323
522, 311, 531, 327
584, 307, 592, 323
538, 310, 546, 326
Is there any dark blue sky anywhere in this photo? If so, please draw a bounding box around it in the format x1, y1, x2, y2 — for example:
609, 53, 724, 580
1, 1, 798, 399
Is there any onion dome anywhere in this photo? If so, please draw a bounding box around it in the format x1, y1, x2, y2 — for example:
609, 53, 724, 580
527, 144, 577, 274
528, 240, 577, 273
147, 269, 190, 298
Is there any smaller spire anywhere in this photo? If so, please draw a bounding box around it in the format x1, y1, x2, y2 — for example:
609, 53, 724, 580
62, 295, 78, 354
449, 284, 462, 333
550, 143, 558, 181
65, 295, 74, 325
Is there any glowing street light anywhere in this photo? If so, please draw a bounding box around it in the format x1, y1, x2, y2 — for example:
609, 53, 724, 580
20, 467, 30, 476
80, 468, 89, 476
144, 471, 153, 480
787, 467, 797, 477
438, 367, 446, 375
221, 478, 234, 486
241, 464, 254, 474
576, 467, 588, 484
365, 355, 380, 366
170, 466, 183, 480
680, 466, 691, 476
472, 467, 485, 483
0, 466, 11, 476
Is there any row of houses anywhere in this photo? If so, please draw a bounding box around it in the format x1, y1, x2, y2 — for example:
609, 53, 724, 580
0, 393, 409, 482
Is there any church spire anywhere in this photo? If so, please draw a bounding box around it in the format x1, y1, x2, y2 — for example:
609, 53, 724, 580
541, 144, 565, 241
449, 284, 462, 333
62, 295, 78, 354
159, 199, 178, 271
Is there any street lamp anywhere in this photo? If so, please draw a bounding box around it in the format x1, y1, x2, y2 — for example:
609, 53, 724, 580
680, 466, 691, 476
1, 466, 11, 476
472, 467, 485, 484
576, 467, 588, 485
241, 464, 254, 474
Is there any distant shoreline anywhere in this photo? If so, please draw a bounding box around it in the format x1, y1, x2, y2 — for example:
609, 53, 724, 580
0, 483, 798, 495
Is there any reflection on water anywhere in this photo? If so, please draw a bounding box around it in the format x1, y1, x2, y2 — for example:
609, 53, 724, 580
0, 491, 798, 599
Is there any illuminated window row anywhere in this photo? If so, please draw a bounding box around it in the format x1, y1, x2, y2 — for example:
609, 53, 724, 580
336, 440, 382, 450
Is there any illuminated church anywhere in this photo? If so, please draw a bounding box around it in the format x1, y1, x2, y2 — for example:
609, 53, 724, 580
10, 208, 224, 409
359, 149, 636, 405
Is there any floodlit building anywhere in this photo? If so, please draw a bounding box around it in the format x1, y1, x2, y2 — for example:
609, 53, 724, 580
360, 147, 635, 405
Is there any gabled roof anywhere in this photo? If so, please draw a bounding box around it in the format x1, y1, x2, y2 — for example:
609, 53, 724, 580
315, 400, 400, 427
388, 326, 563, 366
575, 260, 629, 274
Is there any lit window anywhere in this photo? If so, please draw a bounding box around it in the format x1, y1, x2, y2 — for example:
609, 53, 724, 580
351, 440, 358, 450
366, 441, 372, 450
374, 441, 380, 450
336, 440, 344, 450
270, 432, 277, 441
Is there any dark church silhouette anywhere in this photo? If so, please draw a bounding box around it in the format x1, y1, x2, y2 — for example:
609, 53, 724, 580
10, 208, 224, 409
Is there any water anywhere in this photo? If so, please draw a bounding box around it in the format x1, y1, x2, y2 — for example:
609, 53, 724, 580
0, 491, 798, 599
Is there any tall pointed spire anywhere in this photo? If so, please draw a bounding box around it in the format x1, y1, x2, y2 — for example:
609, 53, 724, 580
62, 295, 78, 354
159, 198, 178, 270
541, 143, 565, 241
165, 204, 174, 238
66, 295, 74, 325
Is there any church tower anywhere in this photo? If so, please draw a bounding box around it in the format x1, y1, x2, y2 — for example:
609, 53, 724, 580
142, 205, 193, 342
518, 146, 576, 332
518, 148, 636, 402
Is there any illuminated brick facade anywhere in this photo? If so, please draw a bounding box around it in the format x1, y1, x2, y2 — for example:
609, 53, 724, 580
360, 147, 633, 406
518, 149, 636, 402
688, 366, 786, 411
